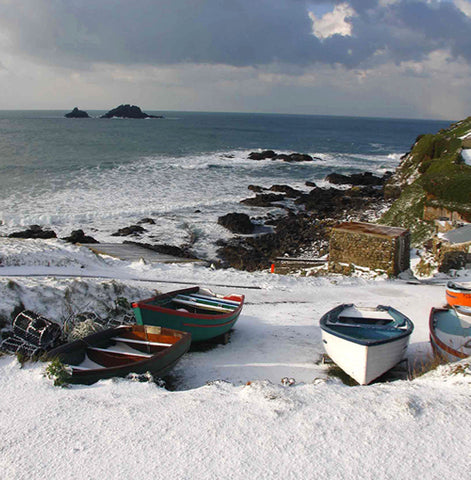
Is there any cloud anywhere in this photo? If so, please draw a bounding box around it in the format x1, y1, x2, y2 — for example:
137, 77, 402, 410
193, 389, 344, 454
0, 0, 320, 67
0, 0, 471, 119
455, 0, 471, 16
0, 0, 469, 72
309, 3, 356, 40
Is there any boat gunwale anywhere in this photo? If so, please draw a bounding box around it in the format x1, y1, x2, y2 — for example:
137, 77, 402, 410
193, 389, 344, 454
446, 280, 471, 293
320, 304, 414, 347
132, 286, 245, 323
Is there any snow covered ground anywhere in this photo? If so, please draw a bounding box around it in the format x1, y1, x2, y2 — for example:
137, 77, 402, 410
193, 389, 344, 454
1, 238, 471, 479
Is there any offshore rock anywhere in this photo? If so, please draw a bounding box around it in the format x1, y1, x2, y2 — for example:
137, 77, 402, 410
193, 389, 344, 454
111, 225, 147, 236
65, 107, 90, 118
218, 213, 255, 234
8, 225, 57, 239
248, 150, 277, 160
62, 229, 98, 244
248, 151, 314, 162
100, 104, 163, 119
283, 153, 313, 162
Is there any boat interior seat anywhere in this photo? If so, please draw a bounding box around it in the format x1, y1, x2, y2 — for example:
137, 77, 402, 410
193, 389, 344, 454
335, 316, 393, 326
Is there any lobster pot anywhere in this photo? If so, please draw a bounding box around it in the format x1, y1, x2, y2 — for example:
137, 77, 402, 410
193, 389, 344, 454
13, 311, 61, 348
0, 336, 43, 357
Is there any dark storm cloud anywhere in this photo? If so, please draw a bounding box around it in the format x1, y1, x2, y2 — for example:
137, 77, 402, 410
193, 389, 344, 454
0, 0, 470, 69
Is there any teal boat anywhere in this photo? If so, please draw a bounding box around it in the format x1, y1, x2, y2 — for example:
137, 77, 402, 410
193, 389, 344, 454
132, 286, 245, 343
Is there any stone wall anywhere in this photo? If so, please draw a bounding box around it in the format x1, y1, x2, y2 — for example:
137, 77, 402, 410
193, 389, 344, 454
423, 204, 470, 223
329, 226, 410, 276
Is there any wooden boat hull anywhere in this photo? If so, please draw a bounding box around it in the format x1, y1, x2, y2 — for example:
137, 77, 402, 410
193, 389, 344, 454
132, 286, 244, 342
429, 307, 471, 363
445, 281, 471, 308
47, 325, 191, 385
320, 304, 414, 385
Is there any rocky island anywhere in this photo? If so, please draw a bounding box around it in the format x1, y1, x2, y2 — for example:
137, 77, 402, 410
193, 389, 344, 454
64, 107, 90, 118
100, 104, 163, 119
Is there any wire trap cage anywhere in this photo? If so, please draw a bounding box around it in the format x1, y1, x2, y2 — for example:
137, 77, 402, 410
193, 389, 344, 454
0, 311, 62, 357
12, 310, 62, 349
0, 336, 44, 358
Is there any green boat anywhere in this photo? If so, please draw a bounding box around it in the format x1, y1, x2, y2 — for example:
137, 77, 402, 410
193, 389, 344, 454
46, 324, 191, 385
132, 286, 245, 343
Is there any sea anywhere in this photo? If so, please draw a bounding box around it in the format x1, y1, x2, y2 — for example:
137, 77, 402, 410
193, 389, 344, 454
0, 110, 452, 260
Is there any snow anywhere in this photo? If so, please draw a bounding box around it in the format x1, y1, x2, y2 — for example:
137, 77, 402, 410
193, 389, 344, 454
1, 239, 471, 479
462, 148, 471, 166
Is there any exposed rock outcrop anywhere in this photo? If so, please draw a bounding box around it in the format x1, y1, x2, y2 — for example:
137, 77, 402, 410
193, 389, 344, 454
62, 230, 99, 244
325, 171, 387, 186
218, 213, 255, 234
123, 241, 194, 259
217, 173, 389, 271
248, 151, 317, 162
111, 225, 147, 236
8, 225, 57, 239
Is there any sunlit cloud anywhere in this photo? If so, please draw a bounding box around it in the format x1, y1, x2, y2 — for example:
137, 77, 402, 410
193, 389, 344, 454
309, 3, 356, 40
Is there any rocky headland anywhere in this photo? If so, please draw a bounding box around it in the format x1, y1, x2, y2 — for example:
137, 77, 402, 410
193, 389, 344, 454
380, 117, 471, 243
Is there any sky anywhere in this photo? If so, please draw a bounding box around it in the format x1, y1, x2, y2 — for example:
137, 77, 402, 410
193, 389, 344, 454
0, 0, 470, 119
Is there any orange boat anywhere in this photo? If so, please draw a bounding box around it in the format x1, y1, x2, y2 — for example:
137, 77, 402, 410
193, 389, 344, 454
446, 281, 471, 308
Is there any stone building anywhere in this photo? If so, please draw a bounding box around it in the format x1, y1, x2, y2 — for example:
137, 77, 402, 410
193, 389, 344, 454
329, 222, 410, 276
434, 224, 471, 272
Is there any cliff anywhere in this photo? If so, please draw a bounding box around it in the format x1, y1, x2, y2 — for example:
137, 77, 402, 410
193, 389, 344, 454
380, 117, 471, 244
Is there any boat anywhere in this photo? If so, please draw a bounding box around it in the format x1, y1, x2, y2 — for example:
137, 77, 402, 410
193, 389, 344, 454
429, 306, 471, 362
320, 304, 414, 385
132, 286, 244, 343
46, 324, 191, 385
445, 280, 471, 308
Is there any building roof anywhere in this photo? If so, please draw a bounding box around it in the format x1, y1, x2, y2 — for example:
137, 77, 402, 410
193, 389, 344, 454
332, 222, 409, 238
442, 224, 471, 244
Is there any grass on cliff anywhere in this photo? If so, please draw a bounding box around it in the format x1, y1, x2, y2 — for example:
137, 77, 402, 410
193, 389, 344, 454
379, 182, 434, 244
